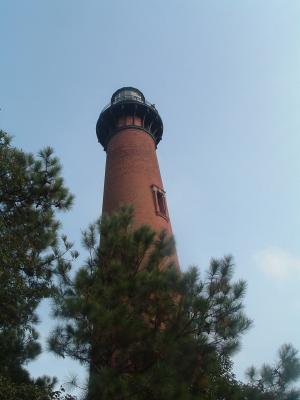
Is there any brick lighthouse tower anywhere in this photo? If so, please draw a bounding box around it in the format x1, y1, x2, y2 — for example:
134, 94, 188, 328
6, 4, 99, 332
96, 87, 176, 250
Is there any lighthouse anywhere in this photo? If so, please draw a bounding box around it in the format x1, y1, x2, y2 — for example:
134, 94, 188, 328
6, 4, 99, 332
96, 87, 177, 259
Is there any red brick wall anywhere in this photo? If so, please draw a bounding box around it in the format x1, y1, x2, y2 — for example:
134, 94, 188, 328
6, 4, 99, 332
102, 128, 173, 236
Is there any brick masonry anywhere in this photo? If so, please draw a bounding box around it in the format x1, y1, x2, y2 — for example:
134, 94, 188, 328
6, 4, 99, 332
102, 127, 173, 236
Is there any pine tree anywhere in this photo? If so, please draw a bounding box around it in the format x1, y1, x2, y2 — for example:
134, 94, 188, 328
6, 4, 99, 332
0, 130, 77, 399
2, 129, 298, 400
49, 205, 252, 400
243, 343, 300, 400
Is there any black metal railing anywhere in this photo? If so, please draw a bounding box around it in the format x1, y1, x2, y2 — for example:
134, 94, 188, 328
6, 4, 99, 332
101, 95, 156, 113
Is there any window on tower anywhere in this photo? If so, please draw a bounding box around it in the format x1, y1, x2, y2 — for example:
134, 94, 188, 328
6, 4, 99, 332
151, 185, 168, 220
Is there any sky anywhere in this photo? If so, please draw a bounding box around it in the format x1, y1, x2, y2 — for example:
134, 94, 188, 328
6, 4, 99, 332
1, 0, 300, 395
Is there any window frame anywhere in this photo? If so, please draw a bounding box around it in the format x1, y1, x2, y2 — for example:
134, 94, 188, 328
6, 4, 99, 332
151, 185, 169, 221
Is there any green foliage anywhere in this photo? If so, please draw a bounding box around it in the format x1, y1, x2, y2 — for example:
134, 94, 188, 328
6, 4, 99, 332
2, 129, 299, 400
244, 344, 300, 400
50, 206, 251, 400
0, 131, 76, 396
0, 375, 52, 400
0, 375, 77, 400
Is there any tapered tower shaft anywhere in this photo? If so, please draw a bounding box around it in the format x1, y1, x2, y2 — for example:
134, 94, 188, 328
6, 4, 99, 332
96, 87, 175, 245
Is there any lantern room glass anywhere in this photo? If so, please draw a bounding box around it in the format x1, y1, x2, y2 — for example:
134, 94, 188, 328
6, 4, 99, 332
112, 89, 143, 104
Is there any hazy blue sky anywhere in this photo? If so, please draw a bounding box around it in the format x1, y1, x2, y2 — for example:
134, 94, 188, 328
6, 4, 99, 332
1, 0, 300, 394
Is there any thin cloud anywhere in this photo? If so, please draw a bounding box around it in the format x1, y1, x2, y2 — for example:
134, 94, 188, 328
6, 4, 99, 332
254, 247, 300, 280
